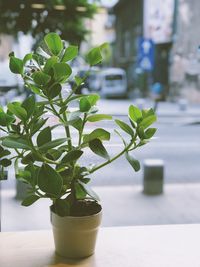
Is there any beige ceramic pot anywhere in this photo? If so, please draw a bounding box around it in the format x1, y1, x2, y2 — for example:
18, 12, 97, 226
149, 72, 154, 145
50, 209, 102, 258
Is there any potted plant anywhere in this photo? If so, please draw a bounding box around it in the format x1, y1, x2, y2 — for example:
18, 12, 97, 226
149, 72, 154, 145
0, 32, 157, 258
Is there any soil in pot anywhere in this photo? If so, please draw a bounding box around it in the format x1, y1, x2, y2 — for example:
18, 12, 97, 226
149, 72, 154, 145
51, 200, 102, 217
70, 200, 102, 216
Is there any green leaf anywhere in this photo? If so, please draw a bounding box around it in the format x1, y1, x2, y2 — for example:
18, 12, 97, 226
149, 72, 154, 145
59, 105, 67, 114
7, 103, 27, 121
22, 195, 40, 207
24, 164, 38, 186
43, 56, 59, 73
142, 108, 155, 118
0, 169, 7, 181
53, 199, 70, 217
9, 56, 23, 74
87, 94, 100, 106
87, 114, 112, 122
0, 146, 4, 153
139, 115, 157, 129
68, 111, 81, 122
37, 126, 52, 147
80, 177, 90, 184
83, 128, 110, 143
90, 106, 98, 114
35, 47, 50, 59
62, 150, 83, 163
75, 76, 83, 86
89, 139, 109, 160
16, 170, 32, 183
86, 47, 102, 66
0, 149, 11, 158
75, 183, 87, 199
70, 118, 82, 132
23, 53, 33, 64
145, 128, 157, 139
129, 118, 137, 129
115, 119, 134, 136
22, 95, 35, 118
30, 118, 48, 135
32, 71, 51, 86
125, 152, 140, 172
11, 123, 20, 134
28, 84, 41, 95
79, 181, 100, 201
8, 51, 14, 57
38, 164, 63, 196
129, 105, 142, 122
39, 138, 67, 151
46, 149, 62, 161
44, 32, 63, 56
0, 158, 12, 167
53, 63, 72, 83
2, 137, 30, 150
0, 112, 15, 126
48, 83, 62, 99
100, 42, 109, 50
21, 153, 35, 165
137, 126, 145, 139
79, 97, 91, 112
61, 45, 78, 62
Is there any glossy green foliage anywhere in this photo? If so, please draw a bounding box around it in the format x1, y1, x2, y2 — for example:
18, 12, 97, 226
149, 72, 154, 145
0, 32, 157, 216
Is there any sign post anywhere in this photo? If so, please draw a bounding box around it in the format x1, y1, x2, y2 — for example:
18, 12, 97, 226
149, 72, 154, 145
137, 37, 155, 96
138, 37, 155, 72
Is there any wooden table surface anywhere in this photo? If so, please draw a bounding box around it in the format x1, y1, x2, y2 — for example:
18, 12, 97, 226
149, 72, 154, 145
1, 224, 200, 267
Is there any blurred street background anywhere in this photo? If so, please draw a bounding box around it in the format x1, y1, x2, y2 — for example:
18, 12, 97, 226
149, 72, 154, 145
1, 0, 200, 231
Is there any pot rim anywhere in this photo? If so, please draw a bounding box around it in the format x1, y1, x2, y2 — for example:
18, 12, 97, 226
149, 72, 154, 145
50, 205, 102, 220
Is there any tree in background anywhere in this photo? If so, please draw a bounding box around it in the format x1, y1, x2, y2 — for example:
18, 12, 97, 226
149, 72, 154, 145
0, 0, 97, 45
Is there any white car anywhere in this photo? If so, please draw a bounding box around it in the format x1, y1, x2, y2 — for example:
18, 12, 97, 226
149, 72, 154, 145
99, 68, 128, 98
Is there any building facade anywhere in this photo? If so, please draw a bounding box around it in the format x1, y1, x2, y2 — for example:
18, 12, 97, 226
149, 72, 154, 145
81, 7, 115, 60
113, 0, 143, 91
113, 0, 177, 97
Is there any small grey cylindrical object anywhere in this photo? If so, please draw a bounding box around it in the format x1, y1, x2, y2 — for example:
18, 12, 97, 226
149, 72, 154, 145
143, 159, 164, 195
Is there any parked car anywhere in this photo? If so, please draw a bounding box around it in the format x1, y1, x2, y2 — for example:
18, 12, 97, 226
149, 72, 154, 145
87, 67, 101, 92
99, 68, 128, 98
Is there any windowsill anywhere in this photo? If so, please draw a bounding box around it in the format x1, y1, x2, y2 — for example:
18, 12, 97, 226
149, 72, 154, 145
0, 224, 200, 266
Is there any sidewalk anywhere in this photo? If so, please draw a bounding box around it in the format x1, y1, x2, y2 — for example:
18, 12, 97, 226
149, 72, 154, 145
2, 183, 200, 231
98, 98, 200, 118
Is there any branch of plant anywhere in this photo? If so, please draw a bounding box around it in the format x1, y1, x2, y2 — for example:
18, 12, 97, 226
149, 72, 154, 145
89, 138, 136, 174
63, 70, 90, 104
24, 123, 61, 165
58, 94, 73, 151
78, 113, 87, 146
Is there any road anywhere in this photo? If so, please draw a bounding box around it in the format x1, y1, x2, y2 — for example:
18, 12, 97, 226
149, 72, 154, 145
49, 117, 200, 186
2, 93, 200, 187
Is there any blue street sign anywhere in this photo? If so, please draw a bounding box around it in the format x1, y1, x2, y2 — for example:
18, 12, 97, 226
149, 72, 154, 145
137, 38, 155, 71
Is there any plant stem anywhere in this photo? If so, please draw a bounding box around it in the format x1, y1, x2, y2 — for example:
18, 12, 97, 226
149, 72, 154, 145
62, 111, 72, 150
90, 141, 134, 174
78, 113, 87, 146
48, 97, 72, 150
63, 70, 90, 104
25, 126, 60, 165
